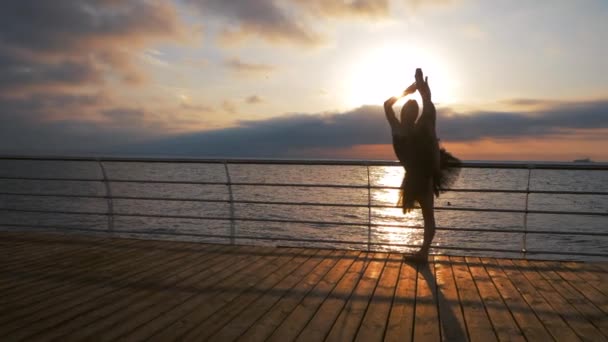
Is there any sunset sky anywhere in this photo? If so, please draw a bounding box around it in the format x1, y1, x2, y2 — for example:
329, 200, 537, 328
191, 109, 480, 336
1, 0, 607, 161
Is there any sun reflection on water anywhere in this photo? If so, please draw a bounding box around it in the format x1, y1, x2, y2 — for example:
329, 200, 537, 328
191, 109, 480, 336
371, 166, 423, 252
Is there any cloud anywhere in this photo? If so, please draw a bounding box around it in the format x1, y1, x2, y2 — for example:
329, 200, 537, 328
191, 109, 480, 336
291, 0, 390, 18
245, 95, 264, 104
0, 93, 154, 154
0, 51, 102, 93
224, 57, 276, 77
404, 0, 460, 10
439, 100, 608, 141
221, 100, 237, 114
3, 95, 607, 160
0, 0, 190, 91
185, 0, 457, 47
118, 99, 608, 158
185, 0, 323, 46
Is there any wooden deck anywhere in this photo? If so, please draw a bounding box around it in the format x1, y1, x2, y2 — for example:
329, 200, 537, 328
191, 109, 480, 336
1, 232, 607, 342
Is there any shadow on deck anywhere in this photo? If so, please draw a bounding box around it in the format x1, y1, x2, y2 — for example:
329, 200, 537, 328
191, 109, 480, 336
1, 231, 607, 341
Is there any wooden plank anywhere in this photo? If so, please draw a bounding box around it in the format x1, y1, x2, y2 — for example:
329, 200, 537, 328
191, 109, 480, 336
0, 236, 127, 279
480, 258, 553, 341
562, 262, 608, 297
69, 245, 276, 342
434, 255, 469, 341
411, 256, 440, 341
536, 261, 608, 338
181, 248, 320, 340
547, 260, 608, 315
596, 262, 608, 273
496, 258, 579, 341
3, 244, 228, 341
293, 252, 372, 342
0, 239, 180, 305
264, 250, 360, 342
0, 239, 153, 302
319, 252, 388, 342
384, 257, 417, 342
0, 240, 176, 326
139, 248, 330, 342
236, 249, 342, 342
450, 256, 497, 342
92, 247, 309, 342
464, 257, 524, 342
354, 253, 401, 342
3, 231, 608, 342
0, 239, 184, 298
1, 239, 110, 270
32, 244, 240, 341
208, 249, 329, 342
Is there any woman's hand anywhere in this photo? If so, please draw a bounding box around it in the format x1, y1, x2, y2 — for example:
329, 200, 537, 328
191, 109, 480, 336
415, 68, 431, 101
402, 82, 417, 96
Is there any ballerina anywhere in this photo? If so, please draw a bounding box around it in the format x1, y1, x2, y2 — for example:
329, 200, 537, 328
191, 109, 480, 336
383, 68, 460, 262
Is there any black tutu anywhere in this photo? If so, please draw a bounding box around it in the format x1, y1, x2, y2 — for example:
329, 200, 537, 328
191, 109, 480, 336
395, 141, 461, 213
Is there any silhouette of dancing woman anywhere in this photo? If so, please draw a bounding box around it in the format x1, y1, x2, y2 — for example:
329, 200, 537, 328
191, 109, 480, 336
384, 68, 460, 262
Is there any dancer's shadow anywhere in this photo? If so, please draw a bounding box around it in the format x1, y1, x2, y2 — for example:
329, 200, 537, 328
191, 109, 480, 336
416, 260, 468, 341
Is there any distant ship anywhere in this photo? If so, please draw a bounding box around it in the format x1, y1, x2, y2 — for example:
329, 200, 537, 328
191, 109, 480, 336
573, 158, 593, 163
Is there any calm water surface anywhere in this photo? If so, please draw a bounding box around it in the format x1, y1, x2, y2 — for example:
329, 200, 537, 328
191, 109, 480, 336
0, 160, 606, 260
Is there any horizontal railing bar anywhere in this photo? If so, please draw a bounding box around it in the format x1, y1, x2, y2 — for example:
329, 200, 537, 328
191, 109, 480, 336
1, 179, 606, 196
0, 176, 226, 185
2, 208, 607, 236
2, 155, 608, 170
0, 192, 231, 203
0, 176, 104, 182
1, 179, 606, 197
1, 199, 607, 217
2, 223, 607, 258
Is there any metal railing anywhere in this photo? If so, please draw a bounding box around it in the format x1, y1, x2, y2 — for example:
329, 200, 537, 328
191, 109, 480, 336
0, 155, 607, 259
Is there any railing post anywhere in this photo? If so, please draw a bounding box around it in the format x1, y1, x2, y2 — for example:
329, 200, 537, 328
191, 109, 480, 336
97, 160, 114, 232
224, 161, 236, 245
366, 163, 372, 252
522, 166, 533, 258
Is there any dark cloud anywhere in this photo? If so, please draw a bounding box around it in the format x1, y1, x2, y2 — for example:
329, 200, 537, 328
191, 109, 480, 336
0, 92, 174, 154
0, 0, 185, 53
0, 0, 188, 91
101, 108, 147, 125
0, 92, 104, 120
0, 50, 102, 92
3, 97, 607, 158
119, 99, 608, 158
440, 100, 608, 141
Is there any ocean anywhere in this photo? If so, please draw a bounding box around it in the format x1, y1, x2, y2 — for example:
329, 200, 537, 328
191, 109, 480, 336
0, 159, 606, 260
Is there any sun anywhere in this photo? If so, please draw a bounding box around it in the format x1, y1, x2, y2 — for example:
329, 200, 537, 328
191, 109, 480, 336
343, 44, 458, 108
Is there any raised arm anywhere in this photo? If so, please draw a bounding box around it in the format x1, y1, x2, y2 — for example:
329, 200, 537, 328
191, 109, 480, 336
384, 96, 401, 135
415, 68, 436, 131
384, 82, 417, 136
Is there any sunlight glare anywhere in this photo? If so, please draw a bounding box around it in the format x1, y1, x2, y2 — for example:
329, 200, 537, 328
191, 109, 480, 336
344, 44, 457, 108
